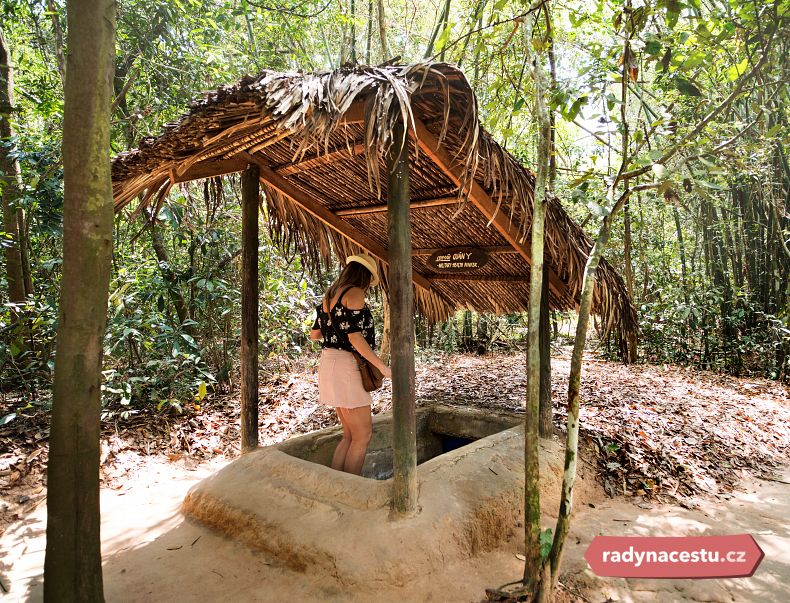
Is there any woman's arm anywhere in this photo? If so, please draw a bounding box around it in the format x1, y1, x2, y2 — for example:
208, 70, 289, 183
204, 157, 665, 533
348, 332, 392, 378
309, 328, 322, 341
342, 287, 391, 377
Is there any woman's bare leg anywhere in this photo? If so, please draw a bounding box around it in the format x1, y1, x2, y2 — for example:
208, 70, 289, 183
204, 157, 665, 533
331, 407, 352, 471
342, 405, 373, 475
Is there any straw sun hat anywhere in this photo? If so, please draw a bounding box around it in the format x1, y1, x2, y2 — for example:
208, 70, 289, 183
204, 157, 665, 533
345, 254, 380, 287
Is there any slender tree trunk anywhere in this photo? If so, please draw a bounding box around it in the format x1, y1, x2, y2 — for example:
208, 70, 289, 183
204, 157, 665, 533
538, 265, 552, 437
456, 0, 487, 68
461, 309, 473, 350
548, 195, 618, 587
623, 200, 634, 296
672, 206, 689, 304
523, 17, 550, 597
146, 211, 192, 330
376, 0, 390, 60
544, 7, 557, 189
623, 199, 638, 361
350, 0, 357, 63
365, 0, 373, 64
20, 209, 34, 298
0, 27, 27, 319
424, 0, 451, 59
477, 312, 488, 343
538, 6, 557, 439
672, 205, 691, 352
549, 4, 632, 587
47, 0, 67, 86
43, 1, 115, 600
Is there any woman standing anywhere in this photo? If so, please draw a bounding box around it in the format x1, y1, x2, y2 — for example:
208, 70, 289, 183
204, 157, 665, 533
310, 254, 391, 475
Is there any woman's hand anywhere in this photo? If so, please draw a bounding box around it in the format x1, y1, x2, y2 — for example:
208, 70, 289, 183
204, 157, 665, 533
348, 332, 391, 378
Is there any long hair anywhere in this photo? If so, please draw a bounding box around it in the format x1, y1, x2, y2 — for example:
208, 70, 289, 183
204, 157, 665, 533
324, 262, 372, 310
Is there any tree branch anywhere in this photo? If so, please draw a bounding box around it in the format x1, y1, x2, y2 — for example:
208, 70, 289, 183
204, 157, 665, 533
619, 29, 779, 182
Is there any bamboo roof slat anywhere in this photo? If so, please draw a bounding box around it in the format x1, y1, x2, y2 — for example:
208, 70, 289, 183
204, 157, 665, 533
276, 142, 366, 176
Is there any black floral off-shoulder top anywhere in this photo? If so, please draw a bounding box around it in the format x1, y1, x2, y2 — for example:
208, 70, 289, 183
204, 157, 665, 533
312, 287, 376, 352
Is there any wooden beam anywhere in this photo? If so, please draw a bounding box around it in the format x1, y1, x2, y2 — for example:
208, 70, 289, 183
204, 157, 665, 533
170, 157, 249, 184
388, 119, 417, 516
236, 151, 433, 292
240, 163, 260, 453
411, 119, 571, 303
276, 142, 366, 177
412, 245, 517, 256
335, 195, 459, 217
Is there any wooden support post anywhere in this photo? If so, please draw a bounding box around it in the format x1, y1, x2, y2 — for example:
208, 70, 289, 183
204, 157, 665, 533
388, 120, 417, 515
240, 163, 260, 452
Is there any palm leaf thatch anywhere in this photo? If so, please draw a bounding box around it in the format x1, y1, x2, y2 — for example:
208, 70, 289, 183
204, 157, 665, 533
111, 61, 638, 354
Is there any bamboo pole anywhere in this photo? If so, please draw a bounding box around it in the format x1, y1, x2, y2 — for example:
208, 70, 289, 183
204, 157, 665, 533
388, 120, 417, 515
240, 163, 260, 452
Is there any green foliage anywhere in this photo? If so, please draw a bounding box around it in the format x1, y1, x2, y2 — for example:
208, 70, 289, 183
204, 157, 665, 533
539, 528, 553, 561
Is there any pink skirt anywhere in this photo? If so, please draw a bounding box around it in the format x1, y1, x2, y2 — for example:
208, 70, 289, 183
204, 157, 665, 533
318, 348, 372, 408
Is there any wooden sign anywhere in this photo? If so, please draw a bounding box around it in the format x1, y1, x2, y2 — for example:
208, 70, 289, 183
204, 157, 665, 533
428, 247, 489, 272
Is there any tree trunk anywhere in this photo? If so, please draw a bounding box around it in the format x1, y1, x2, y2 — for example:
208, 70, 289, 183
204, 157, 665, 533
47, 0, 67, 86
523, 17, 550, 596
43, 1, 115, 600
0, 27, 27, 319
376, 0, 390, 60
240, 164, 260, 452
477, 312, 488, 343
388, 119, 416, 515
623, 200, 634, 296
539, 264, 552, 438
672, 206, 689, 304
548, 198, 615, 587
456, 0, 487, 68
550, 4, 632, 586
423, 0, 451, 59
350, 0, 357, 63
146, 211, 192, 330
538, 5, 556, 437
461, 309, 473, 350
365, 0, 373, 64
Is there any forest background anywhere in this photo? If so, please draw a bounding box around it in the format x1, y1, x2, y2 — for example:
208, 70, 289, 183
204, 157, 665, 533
1, 0, 788, 418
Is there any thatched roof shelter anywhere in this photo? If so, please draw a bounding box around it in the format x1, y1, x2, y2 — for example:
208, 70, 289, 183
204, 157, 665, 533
111, 62, 637, 349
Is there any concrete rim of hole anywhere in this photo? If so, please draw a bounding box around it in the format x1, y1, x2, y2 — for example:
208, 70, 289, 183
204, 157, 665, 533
181, 404, 603, 586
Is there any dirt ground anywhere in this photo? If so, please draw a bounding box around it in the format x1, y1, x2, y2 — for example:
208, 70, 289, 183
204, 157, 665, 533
1, 349, 789, 601
2, 455, 788, 602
